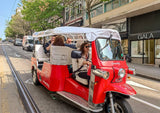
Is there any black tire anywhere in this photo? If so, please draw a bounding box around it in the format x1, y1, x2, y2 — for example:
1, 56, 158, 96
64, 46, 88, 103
104, 98, 133, 113
32, 69, 40, 85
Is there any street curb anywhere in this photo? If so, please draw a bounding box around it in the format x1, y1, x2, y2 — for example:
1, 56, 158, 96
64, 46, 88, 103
135, 73, 160, 82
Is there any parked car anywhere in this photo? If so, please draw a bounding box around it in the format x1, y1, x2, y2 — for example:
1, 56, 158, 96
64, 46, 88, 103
2, 39, 7, 42
8, 39, 14, 43
14, 38, 22, 46
22, 36, 34, 51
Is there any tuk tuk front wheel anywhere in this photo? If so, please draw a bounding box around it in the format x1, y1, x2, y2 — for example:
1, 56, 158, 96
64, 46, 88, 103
32, 69, 40, 85
104, 98, 133, 113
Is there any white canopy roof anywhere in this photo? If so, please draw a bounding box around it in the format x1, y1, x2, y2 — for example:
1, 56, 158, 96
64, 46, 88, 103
32, 26, 121, 41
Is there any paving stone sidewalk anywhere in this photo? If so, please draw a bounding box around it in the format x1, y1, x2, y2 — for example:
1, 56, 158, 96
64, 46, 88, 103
127, 63, 160, 81
0, 45, 26, 113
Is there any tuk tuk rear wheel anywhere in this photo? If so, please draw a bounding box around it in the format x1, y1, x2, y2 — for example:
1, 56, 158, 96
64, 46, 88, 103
104, 98, 133, 113
32, 69, 40, 85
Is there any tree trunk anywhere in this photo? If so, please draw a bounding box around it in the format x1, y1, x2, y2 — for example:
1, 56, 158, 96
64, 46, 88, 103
88, 9, 92, 27
86, 2, 92, 27
62, 7, 65, 26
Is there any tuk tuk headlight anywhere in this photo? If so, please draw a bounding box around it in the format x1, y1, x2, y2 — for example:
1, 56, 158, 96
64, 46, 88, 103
92, 69, 109, 79
118, 68, 125, 78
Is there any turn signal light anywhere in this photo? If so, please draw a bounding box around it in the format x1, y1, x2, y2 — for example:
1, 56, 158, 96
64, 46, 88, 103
128, 68, 136, 75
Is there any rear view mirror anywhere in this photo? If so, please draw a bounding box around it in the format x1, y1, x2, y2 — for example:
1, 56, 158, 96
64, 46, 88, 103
71, 50, 82, 58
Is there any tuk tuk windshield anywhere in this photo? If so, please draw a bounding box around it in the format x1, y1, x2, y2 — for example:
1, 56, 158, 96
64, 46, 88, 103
96, 38, 123, 60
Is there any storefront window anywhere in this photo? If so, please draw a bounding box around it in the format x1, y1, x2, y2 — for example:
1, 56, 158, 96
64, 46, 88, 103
91, 10, 96, 18
113, 0, 119, 9
96, 5, 103, 16
91, 5, 103, 18
144, 40, 148, 57
121, 39, 128, 55
131, 41, 143, 57
77, 4, 82, 16
120, 0, 129, 6
104, 1, 112, 12
155, 39, 160, 58
144, 39, 155, 64
71, 6, 75, 20
65, 7, 69, 22
65, 11, 69, 22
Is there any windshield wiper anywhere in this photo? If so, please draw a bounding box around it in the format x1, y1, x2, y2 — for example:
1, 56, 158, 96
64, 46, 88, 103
100, 34, 113, 52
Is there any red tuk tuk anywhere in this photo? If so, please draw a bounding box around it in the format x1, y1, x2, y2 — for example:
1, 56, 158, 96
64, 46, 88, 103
31, 26, 136, 113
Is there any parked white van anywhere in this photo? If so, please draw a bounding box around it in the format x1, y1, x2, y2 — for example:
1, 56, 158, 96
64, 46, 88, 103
22, 36, 34, 51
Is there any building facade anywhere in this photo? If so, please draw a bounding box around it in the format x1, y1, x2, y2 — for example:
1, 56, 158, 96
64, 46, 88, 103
128, 10, 160, 65
83, 0, 160, 66
64, 0, 84, 26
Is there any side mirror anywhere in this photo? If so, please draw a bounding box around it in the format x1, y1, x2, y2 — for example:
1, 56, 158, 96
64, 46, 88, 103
71, 50, 82, 58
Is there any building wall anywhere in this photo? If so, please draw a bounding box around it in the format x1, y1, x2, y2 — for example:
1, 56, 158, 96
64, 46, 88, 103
84, 0, 160, 27
155, 59, 160, 66
64, 0, 84, 26
131, 58, 142, 64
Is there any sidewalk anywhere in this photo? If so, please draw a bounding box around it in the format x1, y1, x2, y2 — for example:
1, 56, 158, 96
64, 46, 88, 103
0, 45, 26, 113
127, 63, 160, 81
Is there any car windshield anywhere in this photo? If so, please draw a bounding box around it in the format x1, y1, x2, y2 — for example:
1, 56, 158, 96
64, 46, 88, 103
96, 38, 123, 60
28, 39, 33, 44
16, 39, 22, 42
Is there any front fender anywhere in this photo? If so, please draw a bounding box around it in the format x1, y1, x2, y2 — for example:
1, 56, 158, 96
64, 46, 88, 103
106, 83, 136, 96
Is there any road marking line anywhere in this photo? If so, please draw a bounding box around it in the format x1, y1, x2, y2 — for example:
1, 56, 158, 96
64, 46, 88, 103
25, 78, 33, 85
15, 53, 21, 57
131, 96, 160, 110
127, 81, 159, 92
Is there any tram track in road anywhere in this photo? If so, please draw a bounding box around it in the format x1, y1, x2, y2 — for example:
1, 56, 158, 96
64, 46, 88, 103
2, 43, 160, 113
4, 44, 85, 113
1, 44, 41, 113
7, 44, 31, 60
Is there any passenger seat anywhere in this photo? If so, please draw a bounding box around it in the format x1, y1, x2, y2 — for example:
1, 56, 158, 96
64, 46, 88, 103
71, 51, 88, 86
35, 44, 49, 62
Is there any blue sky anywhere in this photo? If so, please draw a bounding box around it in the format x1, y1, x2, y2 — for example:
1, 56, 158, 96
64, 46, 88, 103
0, 0, 20, 40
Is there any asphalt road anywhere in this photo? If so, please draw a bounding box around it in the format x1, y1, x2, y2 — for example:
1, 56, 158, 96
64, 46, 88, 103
1, 42, 160, 113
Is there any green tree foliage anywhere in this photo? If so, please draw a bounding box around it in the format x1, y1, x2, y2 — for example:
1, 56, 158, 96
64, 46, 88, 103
5, 7, 32, 38
0, 38, 2, 41
21, 0, 63, 31
5, 21, 17, 38
11, 11, 32, 35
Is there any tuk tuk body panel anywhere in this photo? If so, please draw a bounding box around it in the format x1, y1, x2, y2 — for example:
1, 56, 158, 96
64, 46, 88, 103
31, 57, 70, 91
91, 41, 135, 104
41, 63, 69, 91
31, 57, 37, 68
92, 41, 101, 67
92, 71, 136, 104
64, 78, 89, 101
50, 65, 69, 91
92, 67, 114, 104
106, 83, 136, 95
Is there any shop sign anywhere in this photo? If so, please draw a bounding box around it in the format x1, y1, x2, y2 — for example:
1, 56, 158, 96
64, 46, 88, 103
137, 33, 154, 40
